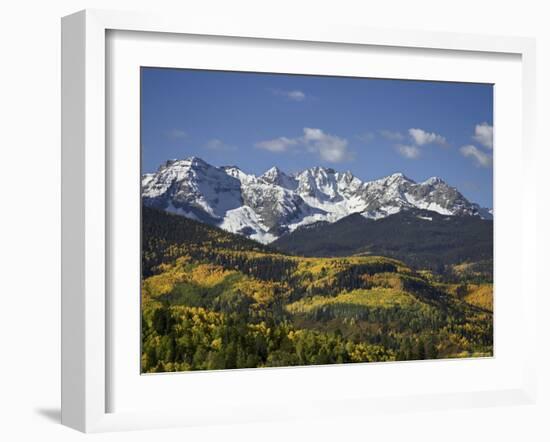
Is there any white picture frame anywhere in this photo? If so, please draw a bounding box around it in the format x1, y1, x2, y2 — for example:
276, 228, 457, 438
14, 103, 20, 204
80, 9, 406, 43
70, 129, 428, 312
61, 9, 537, 433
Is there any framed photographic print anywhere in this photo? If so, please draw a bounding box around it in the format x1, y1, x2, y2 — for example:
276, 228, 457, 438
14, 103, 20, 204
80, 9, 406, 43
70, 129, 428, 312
140, 68, 494, 374
61, 9, 538, 432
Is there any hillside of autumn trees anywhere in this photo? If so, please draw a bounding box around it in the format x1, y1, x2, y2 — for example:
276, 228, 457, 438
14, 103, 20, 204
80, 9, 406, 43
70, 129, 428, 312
141, 206, 493, 373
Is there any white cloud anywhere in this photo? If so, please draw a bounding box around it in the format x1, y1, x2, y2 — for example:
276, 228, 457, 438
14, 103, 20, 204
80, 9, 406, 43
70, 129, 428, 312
303, 128, 351, 163
256, 128, 352, 163
408, 128, 447, 146
381, 128, 448, 160
380, 130, 404, 141
473, 122, 493, 149
166, 129, 187, 139
395, 144, 421, 159
460, 144, 492, 167
287, 90, 306, 101
255, 137, 298, 152
271, 89, 306, 102
204, 138, 236, 151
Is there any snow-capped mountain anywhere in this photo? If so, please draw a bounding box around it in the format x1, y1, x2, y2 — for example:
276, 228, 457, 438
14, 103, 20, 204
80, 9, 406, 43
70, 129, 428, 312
142, 156, 492, 243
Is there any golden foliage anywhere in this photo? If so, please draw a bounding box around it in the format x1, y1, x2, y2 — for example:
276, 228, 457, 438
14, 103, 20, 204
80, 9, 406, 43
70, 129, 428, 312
286, 288, 416, 315
464, 284, 493, 311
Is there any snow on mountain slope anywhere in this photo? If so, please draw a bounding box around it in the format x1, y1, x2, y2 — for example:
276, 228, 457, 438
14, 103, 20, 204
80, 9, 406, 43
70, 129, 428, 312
219, 206, 278, 244
260, 166, 298, 190
142, 156, 491, 243
293, 167, 369, 223
142, 157, 243, 222
221, 165, 258, 186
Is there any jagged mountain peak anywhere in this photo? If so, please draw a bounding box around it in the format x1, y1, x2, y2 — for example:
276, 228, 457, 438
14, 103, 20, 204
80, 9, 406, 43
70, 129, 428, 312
221, 164, 242, 172
187, 155, 205, 164
156, 157, 211, 175
374, 172, 414, 185
423, 176, 444, 185
260, 166, 297, 190
261, 165, 288, 181
298, 165, 338, 176
173, 156, 207, 167
142, 156, 490, 243
221, 165, 256, 185
388, 172, 406, 179
263, 165, 283, 175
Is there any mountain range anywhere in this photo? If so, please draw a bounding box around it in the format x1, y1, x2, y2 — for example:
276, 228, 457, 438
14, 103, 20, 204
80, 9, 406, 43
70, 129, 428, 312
142, 156, 492, 244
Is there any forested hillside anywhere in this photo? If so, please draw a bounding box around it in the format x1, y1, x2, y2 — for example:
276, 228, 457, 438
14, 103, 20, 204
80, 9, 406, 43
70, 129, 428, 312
141, 207, 493, 373
272, 209, 493, 276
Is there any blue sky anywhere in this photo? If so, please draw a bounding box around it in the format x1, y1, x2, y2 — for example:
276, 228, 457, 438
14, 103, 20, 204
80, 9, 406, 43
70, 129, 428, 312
141, 68, 494, 207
